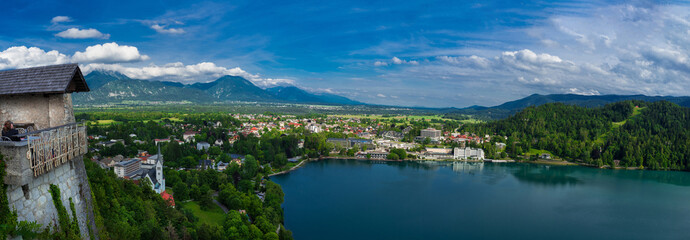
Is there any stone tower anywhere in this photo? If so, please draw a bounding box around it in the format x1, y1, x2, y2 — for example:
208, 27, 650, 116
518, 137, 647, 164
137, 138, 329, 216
0, 64, 96, 239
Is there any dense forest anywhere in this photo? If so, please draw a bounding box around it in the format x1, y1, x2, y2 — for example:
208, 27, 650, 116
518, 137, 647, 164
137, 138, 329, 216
461, 101, 690, 170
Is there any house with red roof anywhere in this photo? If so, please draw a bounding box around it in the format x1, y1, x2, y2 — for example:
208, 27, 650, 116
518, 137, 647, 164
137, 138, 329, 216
161, 190, 175, 208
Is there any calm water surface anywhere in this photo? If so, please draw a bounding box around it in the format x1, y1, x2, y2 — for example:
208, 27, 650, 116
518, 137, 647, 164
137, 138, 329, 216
270, 159, 690, 240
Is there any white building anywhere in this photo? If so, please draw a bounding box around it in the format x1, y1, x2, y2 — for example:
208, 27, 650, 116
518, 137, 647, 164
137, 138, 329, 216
420, 128, 442, 140
307, 124, 322, 133
454, 147, 485, 160
183, 131, 199, 142
114, 158, 141, 178
197, 142, 211, 150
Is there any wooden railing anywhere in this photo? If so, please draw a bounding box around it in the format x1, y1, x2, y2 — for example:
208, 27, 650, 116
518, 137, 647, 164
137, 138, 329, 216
26, 122, 87, 177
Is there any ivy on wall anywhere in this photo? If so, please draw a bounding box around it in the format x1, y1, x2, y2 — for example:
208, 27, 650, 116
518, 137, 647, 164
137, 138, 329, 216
0, 153, 18, 237
49, 184, 81, 240
0, 154, 61, 239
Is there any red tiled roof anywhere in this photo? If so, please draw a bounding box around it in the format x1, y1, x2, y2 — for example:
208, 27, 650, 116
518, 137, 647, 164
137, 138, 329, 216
161, 190, 175, 207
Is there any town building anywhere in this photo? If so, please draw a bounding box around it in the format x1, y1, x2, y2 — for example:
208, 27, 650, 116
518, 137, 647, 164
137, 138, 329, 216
420, 128, 442, 140
422, 148, 455, 159
197, 141, 211, 150
198, 159, 215, 170
454, 147, 485, 160
114, 158, 142, 178
495, 142, 507, 150
381, 131, 404, 140
421, 147, 485, 160
183, 130, 199, 142
327, 138, 375, 149
161, 190, 175, 208
217, 162, 229, 171
356, 151, 389, 159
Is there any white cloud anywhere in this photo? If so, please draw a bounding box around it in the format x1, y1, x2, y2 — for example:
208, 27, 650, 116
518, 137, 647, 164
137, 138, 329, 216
497, 49, 579, 74
0, 46, 70, 70
392, 57, 403, 64
150, 24, 185, 34
374, 61, 388, 67
55, 28, 110, 39
51, 16, 72, 24
566, 88, 601, 96
82, 62, 293, 87
437, 55, 490, 68
374, 57, 418, 67
0, 44, 287, 87
501, 49, 563, 65
72, 42, 149, 63
376, 93, 386, 98
540, 39, 559, 47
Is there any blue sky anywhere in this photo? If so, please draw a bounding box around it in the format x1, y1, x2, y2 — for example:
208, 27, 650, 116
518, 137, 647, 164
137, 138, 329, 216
1, 0, 689, 107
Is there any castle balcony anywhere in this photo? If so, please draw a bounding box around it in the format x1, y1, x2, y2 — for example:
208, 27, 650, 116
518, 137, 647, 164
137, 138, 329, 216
1, 122, 87, 186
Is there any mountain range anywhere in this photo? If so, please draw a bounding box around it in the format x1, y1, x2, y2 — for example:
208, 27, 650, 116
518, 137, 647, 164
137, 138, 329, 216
74, 71, 690, 120
445, 93, 690, 120
73, 71, 364, 105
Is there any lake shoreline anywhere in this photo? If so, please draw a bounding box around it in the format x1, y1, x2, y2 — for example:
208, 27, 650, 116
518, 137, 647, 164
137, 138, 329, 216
268, 156, 653, 177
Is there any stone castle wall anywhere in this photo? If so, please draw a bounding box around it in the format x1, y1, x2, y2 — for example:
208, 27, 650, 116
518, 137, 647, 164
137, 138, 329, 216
0, 93, 75, 129
5, 157, 97, 239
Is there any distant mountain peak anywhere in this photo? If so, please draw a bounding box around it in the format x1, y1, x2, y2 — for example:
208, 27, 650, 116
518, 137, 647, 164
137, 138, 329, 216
86, 70, 131, 80
76, 72, 364, 106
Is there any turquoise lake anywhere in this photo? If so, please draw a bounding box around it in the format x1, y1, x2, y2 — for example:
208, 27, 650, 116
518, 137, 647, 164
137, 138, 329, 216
270, 159, 690, 240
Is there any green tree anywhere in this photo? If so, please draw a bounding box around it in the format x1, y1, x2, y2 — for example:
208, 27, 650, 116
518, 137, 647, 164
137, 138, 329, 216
264, 232, 280, 240
243, 155, 259, 179
173, 182, 189, 202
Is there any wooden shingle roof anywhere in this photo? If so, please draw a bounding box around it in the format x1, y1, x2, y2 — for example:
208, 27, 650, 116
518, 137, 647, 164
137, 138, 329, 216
0, 63, 90, 96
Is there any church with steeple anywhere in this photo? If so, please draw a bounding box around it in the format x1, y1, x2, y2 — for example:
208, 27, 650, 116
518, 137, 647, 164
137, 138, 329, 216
141, 143, 165, 194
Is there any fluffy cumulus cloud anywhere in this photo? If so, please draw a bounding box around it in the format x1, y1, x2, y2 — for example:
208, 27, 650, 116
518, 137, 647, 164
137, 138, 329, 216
51, 16, 72, 24
82, 62, 293, 86
0, 46, 70, 70
0, 44, 285, 87
150, 24, 185, 34
55, 28, 110, 39
71, 42, 149, 63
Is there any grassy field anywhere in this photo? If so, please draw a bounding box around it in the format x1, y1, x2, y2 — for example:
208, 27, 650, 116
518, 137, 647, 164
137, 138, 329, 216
525, 148, 555, 158
180, 201, 226, 226
89, 119, 121, 125
89, 117, 184, 125
596, 106, 645, 144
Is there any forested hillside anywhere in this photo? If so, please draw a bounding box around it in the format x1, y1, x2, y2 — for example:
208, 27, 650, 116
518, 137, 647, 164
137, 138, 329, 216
445, 94, 690, 120
461, 101, 690, 170
85, 158, 293, 240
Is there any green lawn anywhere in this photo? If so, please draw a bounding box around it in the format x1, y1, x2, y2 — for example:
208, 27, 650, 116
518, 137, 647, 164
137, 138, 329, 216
526, 148, 555, 158
181, 201, 226, 226
88, 119, 122, 125
596, 106, 645, 144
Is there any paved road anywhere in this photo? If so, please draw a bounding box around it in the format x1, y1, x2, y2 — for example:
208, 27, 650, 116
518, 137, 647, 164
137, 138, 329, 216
211, 192, 229, 214
268, 159, 308, 177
